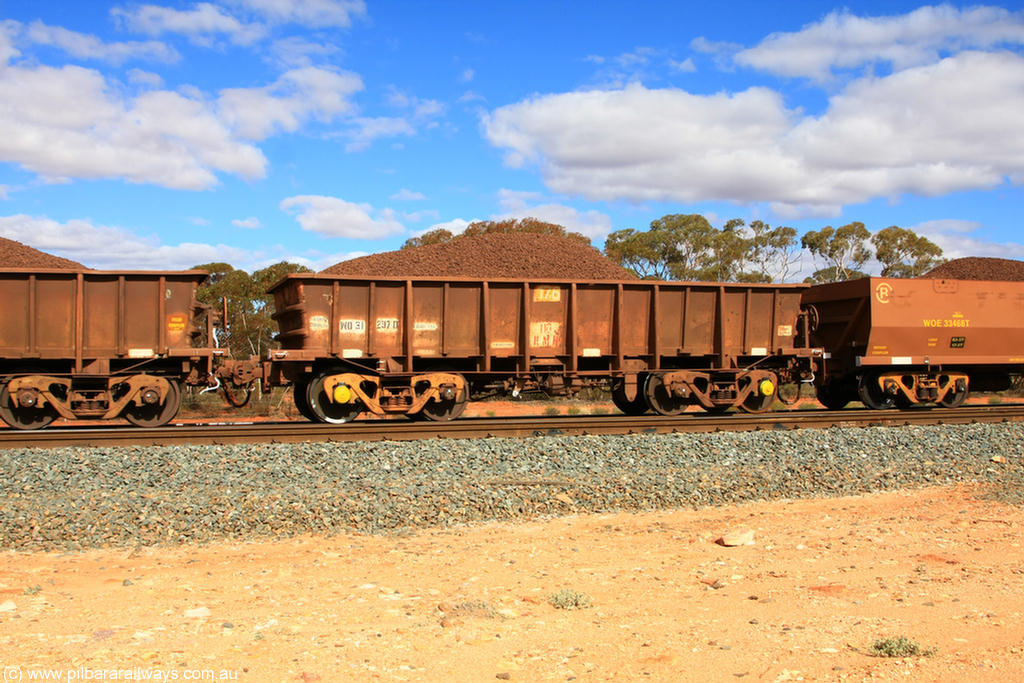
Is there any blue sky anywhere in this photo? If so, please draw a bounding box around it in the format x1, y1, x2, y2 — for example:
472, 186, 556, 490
1, 1, 1023, 277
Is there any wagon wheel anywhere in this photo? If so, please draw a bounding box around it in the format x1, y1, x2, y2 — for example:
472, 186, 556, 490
611, 375, 649, 415
0, 382, 58, 430
938, 380, 969, 408
643, 373, 689, 416
776, 382, 802, 407
857, 373, 895, 410
816, 382, 853, 410
124, 379, 182, 428
739, 374, 779, 414
292, 378, 317, 422
222, 382, 252, 408
306, 373, 362, 424
418, 376, 469, 422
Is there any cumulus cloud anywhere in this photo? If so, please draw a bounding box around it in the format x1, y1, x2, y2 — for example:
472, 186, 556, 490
217, 66, 363, 139
280, 195, 405, 239
233, 0, 366, 28
0, 61, 362, 189
390, 188, 426, 201
111, 2, 265, 46
495, 189, 613, 241
232, 216, 262, 229
0, 214, 254, 270
344, 117, 415, 152
909, 219, 1024, 260
483, 50, 1024, 213
24, 20, 180, 64
735, 5, 1024, 81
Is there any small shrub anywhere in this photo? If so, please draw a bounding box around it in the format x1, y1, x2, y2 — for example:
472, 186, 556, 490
869, 636, 935, 658
591, 407, 610, 415
988, 395, 1003, 405
567, 405, 582, 415
548, 589, 592, 610
486, 410, 496, 417
544, 406, 561, 416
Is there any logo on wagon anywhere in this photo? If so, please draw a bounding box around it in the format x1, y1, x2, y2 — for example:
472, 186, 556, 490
875, 282, 893, 304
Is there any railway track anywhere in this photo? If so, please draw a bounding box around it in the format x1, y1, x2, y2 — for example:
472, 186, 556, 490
2, 404, 1024, 449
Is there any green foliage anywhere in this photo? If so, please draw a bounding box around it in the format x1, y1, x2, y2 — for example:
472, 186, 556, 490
605, 214, 799, 283
801, 222, 872, 283
869, 636, 936, 658
193, 261, 311, 359
401, 227, 455, 249
548, 589, 593, 610
871, 226, 944, 277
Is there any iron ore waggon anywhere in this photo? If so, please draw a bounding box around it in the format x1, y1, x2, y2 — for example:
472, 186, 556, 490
804, 277, 1024, 409
0, 269, 219, 429
234, 274, 823, 422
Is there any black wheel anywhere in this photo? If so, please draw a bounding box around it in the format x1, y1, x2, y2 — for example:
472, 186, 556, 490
0, 382, 58, 430
643, 373, 689, 416
739, 374, 778, 414
857, 373, 895, 410
938, 378, 968, 408
306, 373, 361, 424
293, 379, 317, 422
816, 382, 853, 410
418, 387, 468, 421
611, 376, 648, 415
124, 379, 182, 427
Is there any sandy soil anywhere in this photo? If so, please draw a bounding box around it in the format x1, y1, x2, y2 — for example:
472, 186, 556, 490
1, 485, 1022, 683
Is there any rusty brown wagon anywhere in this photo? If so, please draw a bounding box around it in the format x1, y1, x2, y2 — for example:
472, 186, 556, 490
0, 269, 219, 429
803, 277, 1024, 409
220, 275, 822, 423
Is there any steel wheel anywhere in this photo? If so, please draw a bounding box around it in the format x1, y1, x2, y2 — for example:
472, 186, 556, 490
306, 373, 361, 424
857, 373, 895, 410
739, 374, 778, 414
418, 386, 468, 421
293, 379, 317, 422
816, 382, 853, 410
611, 376, 648, 415
643, 373, 689, 416
938, 379, 968, 408
124, 379, 182, 427
0, 382, 58, 430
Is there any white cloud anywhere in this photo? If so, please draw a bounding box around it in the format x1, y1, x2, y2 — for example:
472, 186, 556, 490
24, 20, 180, 64
484, 51, 1024, 213
0, 214, 253, 270
232, 216, 262, 229
111, 2, 265, 46
495, 189, 613, 241
0, 59, 363, 189
233, 0, 366, 28
217, 67, 363, 139
736, 5, 1024, 81
0, 185, 9, 200
909, 219, 1024, 260
390, 188, 426, 201
1, 20, 20, 66
669, 58, 696, 73
280, 195, 405, 239
460, 68, 475, 83
0, 62, 267, 189
344, 116, 415, 152
126, 68, 164, 87
268, 36, 338, 67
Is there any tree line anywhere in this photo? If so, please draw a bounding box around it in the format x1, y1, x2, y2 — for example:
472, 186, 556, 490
604, 214, 943, 283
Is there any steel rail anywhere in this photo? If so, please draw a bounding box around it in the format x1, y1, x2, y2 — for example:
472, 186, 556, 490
2, 404, 1024, 449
